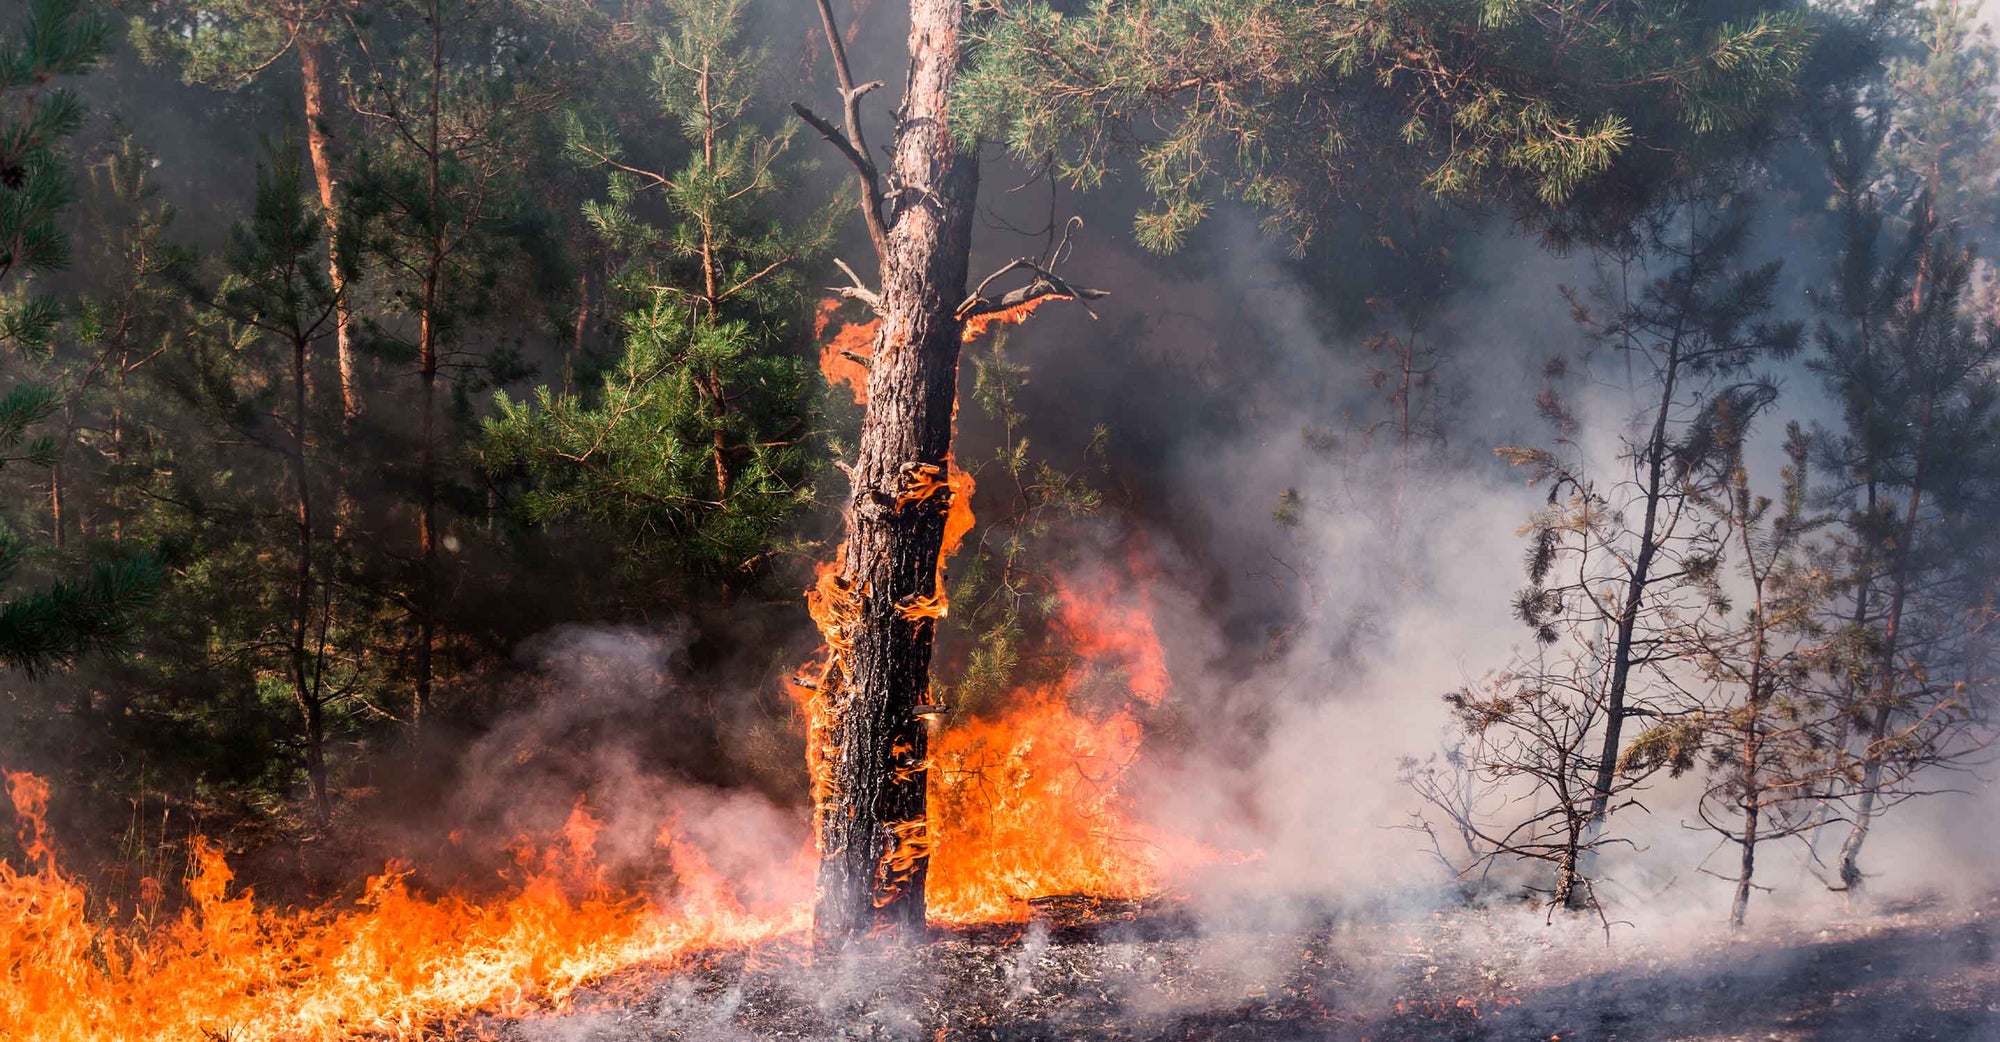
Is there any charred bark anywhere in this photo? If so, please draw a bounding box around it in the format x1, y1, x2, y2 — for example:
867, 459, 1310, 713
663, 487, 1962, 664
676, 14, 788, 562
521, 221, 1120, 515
1555, 323, 1683, 911
803, 0, 979, 946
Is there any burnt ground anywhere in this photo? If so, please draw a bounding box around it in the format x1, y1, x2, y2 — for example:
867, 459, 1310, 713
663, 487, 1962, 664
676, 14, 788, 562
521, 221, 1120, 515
486, 894, 2000, 1042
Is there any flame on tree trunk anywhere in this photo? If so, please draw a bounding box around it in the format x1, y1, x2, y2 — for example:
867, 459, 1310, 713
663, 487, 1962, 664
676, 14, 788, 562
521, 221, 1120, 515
804, 0, 979, 946
798, 0, 1105, 947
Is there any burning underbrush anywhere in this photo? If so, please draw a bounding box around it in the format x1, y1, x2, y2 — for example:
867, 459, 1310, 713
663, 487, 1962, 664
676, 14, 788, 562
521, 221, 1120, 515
0, 535, 1210, 1040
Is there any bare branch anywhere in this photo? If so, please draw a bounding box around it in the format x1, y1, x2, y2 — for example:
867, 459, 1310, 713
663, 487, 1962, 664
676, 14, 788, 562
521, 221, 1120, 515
827, 256, 882, 311
957, 256, 1110, 320
796, 0, 889, 266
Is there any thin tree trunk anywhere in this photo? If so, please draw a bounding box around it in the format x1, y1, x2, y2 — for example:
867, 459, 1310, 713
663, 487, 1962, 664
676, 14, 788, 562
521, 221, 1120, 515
416, 295, 437, 746
811, 0, 980, 946
413, 0, 443, 749
1551, 819, 1586, 909
1837, 399, 1930, 901
1805, 205, 1880, 866
289, 332, 331, 827
48, 462, 63, 548
1732, 502, 1775, 927
1733, 801, 1759, 926
1804, 477, 1875, 867
299, 32, 358, 424
1568, 323, 1683, 909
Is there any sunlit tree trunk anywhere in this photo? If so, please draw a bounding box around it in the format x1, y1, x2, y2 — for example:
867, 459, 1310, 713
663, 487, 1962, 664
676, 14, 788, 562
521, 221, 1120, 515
811, 0, 979, 945
298, 30, 357, 424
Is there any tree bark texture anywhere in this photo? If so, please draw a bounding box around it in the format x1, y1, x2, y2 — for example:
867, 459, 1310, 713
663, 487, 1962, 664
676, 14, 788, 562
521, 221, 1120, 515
810, 0, 979, 947
298, 32, 357, 424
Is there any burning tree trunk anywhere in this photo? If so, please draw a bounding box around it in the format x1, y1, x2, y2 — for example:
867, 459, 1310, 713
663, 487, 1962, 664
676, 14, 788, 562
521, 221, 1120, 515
796, 0, 1104, 945
798, 0, 979, 945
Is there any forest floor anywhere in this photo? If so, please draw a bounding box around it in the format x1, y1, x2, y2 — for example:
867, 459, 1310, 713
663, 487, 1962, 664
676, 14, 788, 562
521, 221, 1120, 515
483, 891, 2000, 1042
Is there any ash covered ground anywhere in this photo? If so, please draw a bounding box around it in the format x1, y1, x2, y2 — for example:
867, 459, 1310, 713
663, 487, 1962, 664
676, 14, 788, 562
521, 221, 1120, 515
486, 894, 2000, 1042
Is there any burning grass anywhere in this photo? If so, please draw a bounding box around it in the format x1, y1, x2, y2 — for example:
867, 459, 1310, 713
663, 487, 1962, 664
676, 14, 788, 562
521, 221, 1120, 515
1, 549, 1201, 1040
0, 772, 808, 1041
0, 295, 1202, 1040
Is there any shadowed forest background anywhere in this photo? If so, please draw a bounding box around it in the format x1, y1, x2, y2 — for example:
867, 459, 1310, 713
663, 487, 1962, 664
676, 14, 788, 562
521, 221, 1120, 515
5, 0, 2000, 1033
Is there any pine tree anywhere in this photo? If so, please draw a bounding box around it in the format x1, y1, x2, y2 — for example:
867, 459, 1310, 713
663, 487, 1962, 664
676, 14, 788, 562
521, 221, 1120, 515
1816, 213, 2000, 901
957, 0, 1815, 252
341, 0, 568, 745
1435, 203, 1800, 911
174, 143, 345, 823
1798, 61, 2000, 901
791, 0, 1105, 944
485, 0, 833, 581
1884, 0, 2000, 239
1666, 423, 1841, 926
0, 0, 160, 678
133, 0, 365, 421
30, 139, 191, 551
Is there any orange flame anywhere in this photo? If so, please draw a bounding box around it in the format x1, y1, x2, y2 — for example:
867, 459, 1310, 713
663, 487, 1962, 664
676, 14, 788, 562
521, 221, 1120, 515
0, 282, 1193, 1039
805, 284, 1189, 925
0, 772, 808, 1041
924, 561, 1201, 923
961, 293, 1067, 342
814, 299, 875, 405
817, 291, 1067, 408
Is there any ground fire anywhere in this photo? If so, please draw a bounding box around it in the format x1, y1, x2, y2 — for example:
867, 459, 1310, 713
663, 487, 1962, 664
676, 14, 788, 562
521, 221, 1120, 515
0, 548, 1188, 1039
0, 294, 1197, 1039
7, 0, 2000, 1038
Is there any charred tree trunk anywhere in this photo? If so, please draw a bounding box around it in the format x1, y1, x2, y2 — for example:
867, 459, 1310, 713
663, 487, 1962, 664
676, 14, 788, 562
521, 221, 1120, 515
1565, 322, 1684, 909
1732, 800, 1759, 926
808, 0, 979, 946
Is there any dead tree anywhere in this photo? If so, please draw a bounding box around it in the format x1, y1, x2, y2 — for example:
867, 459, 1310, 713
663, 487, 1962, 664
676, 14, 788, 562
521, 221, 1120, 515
794, 0, 1104, 945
